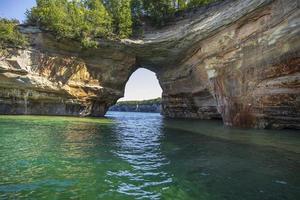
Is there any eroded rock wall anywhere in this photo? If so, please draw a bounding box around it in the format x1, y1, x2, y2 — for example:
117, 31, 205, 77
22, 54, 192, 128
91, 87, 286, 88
0, 0, 299, 129
0, 34, 136, 116
155, 0, 300, 128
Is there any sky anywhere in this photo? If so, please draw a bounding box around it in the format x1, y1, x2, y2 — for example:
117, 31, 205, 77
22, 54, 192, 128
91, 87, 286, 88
0, 0, 36, 22
119, 68, 162, 101
0, 0, 162, 101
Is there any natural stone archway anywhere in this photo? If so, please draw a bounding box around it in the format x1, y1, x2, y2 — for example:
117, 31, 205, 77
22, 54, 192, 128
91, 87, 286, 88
0, 0, 299, 129
118, 68, 162, 101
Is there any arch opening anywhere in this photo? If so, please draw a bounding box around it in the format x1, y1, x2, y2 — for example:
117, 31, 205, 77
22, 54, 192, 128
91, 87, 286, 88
108, 68, 163, 113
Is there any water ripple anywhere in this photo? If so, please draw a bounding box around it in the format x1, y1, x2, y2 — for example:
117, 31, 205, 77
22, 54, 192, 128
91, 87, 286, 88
1, 113, 299, 199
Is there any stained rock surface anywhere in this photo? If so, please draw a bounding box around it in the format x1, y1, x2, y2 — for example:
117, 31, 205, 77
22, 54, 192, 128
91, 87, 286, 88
0, 0, 299, 129
0, 34, 136, 116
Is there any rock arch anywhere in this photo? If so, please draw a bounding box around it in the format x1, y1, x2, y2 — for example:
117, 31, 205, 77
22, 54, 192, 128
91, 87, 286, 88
0, 0, 299, 129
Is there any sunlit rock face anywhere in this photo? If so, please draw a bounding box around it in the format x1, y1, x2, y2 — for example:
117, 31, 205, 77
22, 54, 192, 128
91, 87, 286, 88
0, 0, 299, 129
0, 34, 136, 116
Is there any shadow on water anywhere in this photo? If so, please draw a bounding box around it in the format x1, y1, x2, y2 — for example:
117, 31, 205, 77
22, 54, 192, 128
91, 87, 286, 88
163, 118, 300, 153
0, 113, 299, 199
160, 125, 300, 200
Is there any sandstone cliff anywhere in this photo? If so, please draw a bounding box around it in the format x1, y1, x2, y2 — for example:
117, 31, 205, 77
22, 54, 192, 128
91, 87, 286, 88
0, 0, 299, 129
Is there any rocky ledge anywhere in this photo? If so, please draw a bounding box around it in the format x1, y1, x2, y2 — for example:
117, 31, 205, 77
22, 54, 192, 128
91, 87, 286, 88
0, 0, 299, 129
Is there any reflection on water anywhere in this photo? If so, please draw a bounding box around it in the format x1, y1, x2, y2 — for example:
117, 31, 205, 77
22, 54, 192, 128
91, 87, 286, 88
0, 113, 299, 199
108, 113, 171, 199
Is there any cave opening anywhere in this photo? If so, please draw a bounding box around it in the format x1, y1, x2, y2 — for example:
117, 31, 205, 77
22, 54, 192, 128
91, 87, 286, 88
108, 68, 163, 113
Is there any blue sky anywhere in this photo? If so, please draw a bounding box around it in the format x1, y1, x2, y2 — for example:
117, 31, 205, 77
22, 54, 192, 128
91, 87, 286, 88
0, 0, 162, 101
0, 0, 36, 22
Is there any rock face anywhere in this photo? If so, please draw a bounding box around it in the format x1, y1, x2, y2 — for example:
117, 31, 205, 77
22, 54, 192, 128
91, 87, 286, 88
0, 0, 299, 129
0, 33, 136, 116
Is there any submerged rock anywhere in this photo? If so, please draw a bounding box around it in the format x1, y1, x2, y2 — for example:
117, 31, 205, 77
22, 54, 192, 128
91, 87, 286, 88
0, 0, 299, 129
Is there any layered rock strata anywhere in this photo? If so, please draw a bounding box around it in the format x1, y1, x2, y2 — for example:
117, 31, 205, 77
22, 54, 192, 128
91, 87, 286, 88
0, 0, 299, 129
0, 34, 136, 116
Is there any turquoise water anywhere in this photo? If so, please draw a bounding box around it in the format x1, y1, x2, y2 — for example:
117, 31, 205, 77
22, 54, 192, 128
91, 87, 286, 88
0, 112, 299, 200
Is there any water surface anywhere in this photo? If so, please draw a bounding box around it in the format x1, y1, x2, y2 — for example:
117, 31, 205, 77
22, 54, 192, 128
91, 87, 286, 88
0, 112, 299, 199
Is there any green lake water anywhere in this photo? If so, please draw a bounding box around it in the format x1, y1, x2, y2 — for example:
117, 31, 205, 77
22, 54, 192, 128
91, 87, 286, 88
0, 112, 299, 200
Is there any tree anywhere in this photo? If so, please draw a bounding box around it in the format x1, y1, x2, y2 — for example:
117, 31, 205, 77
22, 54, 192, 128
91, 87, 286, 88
85, 0, 113, 38
118, 0, 132, 38
0, 18, 28, 49
106, 0, 132, 38
25, 0, 217, 47
27, 0, 116, 47
178, 0, 187, 10
27, 0, 70, 38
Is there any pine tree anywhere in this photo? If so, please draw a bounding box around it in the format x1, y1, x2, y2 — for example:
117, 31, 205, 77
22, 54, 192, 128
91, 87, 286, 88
118, 0, 132, 38
85, 0, 113, 38
107, 0, 132, 38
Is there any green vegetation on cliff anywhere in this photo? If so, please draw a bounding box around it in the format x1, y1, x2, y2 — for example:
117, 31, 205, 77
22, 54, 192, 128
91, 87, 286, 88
0, 18, 28, 49
26, 0, 116, 48
26, 0, 217, 48
117, 98, 161, 105
131, 0, 218, 27
110, 98, 162, 113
